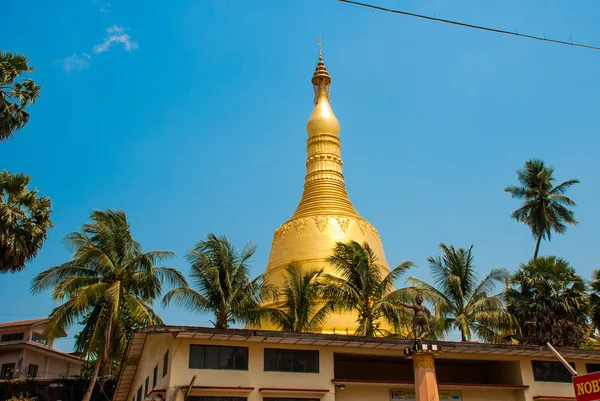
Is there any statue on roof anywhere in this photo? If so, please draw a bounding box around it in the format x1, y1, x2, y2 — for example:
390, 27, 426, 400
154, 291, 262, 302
398, 293, 432, 343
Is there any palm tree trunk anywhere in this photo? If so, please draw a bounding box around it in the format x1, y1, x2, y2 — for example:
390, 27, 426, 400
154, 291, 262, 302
82, 358, 101, 401
461, 331, 466, 342
533, 234, 542, 260
99, 306, 114, 388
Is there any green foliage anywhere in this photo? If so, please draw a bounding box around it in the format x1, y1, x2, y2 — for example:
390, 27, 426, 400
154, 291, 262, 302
31, 209, 185, 401
322, 240, 414, 337
505, 159, 579, 259
162, 233, 264, 329
590, 269, 600, 337
6, 393, 36, 401
0, 51, 41, 141
408, 243, 514, 342
255, 264, 331, 333
0, 171, 53, 273
506, 256, 589, 347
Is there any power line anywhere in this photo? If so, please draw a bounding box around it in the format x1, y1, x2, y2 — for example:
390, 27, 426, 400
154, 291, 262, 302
338, 0, 600, 51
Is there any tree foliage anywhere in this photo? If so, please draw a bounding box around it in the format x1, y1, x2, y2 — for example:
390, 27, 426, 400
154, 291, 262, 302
505, 159, 579, 259
408, 243, 514, 342
323, 241, 414, 337
255, 264, 331, 333
0, 171, 52, 273
31, 209, 184, 401
163, 233, 264, 329
0, 51, 41, 141
506, 256, 589, 347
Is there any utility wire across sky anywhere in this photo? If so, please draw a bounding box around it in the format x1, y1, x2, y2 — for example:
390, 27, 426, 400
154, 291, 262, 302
338, 0, 600, 51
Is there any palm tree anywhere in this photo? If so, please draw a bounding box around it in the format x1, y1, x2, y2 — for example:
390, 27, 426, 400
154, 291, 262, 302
408, 243, 514, 342
255, 264, 331, 333
32, 209, 185, 401
1, 51, 41, 141
505, 159, 579, 259
0, 171, 52, 273
322, 241, 415, 337
506, 256, 589, 347
590, 270, 600, 338
163, 233, 264, 329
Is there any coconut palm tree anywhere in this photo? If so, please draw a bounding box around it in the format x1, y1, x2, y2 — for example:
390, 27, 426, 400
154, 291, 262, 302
255, 264, 331, 333
506, 256, 589, 347
505, 159, 579, 259
0, 171, 52, 273
32, 209, 185, 401
408, 243, 514, 342
590, 270, 600, 338
322, 241, 415, 337
1, 51, 41, 141
163, 233, 264, 329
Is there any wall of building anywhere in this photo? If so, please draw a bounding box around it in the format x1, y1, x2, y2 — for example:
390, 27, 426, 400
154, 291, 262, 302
519, 356, 580, 401
125, 334, 600, 401
127, 334, 174, 401
168, 339, 336, 401
0, 350, 23, 377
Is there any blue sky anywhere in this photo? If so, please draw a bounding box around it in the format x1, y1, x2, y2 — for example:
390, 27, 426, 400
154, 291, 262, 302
2, 0, 599, 350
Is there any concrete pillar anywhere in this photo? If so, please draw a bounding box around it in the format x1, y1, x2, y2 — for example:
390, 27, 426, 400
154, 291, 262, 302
413, 352, 440, 401
404, 343, 443, 401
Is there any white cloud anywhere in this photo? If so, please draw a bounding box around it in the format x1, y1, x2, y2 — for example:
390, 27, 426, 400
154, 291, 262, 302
59, 53, 91, 73
93, 25, 138, 54
100, 4, 111, 15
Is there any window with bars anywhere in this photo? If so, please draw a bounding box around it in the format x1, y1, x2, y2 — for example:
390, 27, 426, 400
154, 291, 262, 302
189, 345, 248, 370
144, 377, 149, 397
1, 333, 24, 342
532, 360, 575, 383
153, 365, 158, 388
264, 348, 319, 373
163, 351, 169, 377
136, 386, 143, 401
28, 364, 39, 378
587, 364, 600, 374
1, 363, 15, 380
31, 332, 46, 345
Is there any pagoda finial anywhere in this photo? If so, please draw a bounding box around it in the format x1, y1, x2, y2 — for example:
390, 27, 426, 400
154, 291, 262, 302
312, 37, 331, 104
318, 36, 323, 60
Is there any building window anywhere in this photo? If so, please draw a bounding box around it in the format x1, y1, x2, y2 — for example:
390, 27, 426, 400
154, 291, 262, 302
144, 377, 149, 397
264, 348, 319, 373
1, 363, 15, 380
28, 364, 39, 378
153, 365, 158, 388
31, 333, 46, 345
136, 386, 143, 401
1, 332, 24, 342
532, 360, 575, 383
587, 364, 600, 373
163, 351, 169, 377
187, 398, 246, 401
189, 345, 248, 370
263, 399, 319, 401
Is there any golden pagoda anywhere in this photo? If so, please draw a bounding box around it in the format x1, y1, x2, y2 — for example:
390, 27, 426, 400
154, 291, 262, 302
262, 46, 390, 334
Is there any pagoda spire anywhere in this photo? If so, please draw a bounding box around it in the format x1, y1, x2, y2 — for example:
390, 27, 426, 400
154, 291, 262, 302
290, 43, 360, 220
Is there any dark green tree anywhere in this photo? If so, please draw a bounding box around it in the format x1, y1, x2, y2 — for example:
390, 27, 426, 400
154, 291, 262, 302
163, 233, 265, 329
323, 241, 414, 337
505, 159, 579, 259
408, 243, 514, 342
32, 209, 185, 401
1, 51, 41, 141
0, 171, 52, 273
506, 256, 589, 347
255, 264, 331, 333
